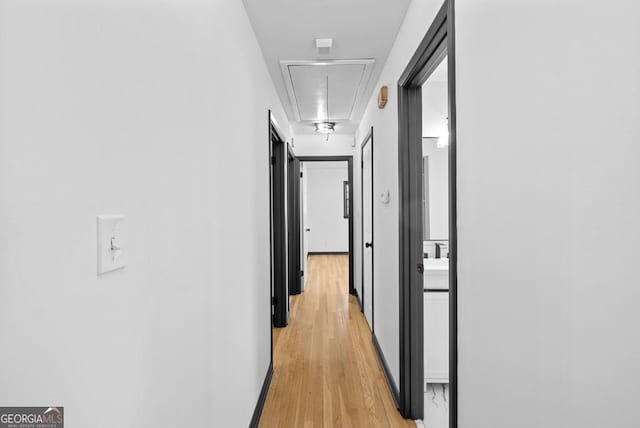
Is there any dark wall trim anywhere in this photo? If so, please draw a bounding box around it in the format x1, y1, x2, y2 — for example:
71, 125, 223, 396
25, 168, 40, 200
373, 333, 400, 409
396, 0, 457, 423
297, 156, 355, 295
270, 113, 288, 328
249, 362, 273, 428
267, 111, 274, 365
360, 128, 374, 331
307, 251, 349, 256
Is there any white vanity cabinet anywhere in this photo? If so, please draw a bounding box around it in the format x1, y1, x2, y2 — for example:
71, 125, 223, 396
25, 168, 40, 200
424, 291, 449, 383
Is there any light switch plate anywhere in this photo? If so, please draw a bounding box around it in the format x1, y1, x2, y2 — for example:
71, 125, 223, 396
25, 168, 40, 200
97, 215, 125, 275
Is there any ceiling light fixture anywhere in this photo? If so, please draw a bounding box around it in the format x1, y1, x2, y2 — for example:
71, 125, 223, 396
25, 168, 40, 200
315, 122, 335, 134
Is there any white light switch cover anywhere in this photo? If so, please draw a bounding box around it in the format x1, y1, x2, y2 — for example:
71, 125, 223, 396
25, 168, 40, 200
97, 215, 125, 275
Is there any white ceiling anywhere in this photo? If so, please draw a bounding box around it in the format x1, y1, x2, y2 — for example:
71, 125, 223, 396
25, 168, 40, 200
243, 0, 412, 135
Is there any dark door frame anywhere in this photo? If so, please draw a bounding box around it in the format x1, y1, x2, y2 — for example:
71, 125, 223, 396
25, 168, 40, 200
287, 145, 302, 295
270, 112, 288, 329
297, 156, 355, 295
360, 128, 374, 317
397, 0, 457, 424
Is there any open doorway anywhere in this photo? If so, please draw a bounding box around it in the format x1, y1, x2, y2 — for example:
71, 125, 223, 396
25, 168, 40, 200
297, 156, 354, 297
421, 56, 450, 428
397, 1, 457, 425
287, 146, 302, 296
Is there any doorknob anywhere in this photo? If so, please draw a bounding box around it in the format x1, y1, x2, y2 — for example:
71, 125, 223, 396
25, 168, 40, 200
365, 242, 373, 248
305, 228, 311, 232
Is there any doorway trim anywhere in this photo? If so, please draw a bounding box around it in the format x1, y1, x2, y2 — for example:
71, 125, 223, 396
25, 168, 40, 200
270, 112, 288, 329
360, 127, 374, 317
397, 0, 457, 424
297, 156, 355, 295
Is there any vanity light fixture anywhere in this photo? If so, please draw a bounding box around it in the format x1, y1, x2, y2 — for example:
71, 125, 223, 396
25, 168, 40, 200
437, 130, 449, 148
437, 116, 450, 148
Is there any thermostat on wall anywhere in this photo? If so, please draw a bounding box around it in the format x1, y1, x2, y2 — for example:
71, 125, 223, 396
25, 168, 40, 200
379, 190, 390, 204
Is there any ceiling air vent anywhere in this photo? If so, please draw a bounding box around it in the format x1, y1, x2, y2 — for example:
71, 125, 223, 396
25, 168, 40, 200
316, 38, 333, 55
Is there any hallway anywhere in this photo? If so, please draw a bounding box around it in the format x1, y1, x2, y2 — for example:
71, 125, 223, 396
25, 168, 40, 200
260, 255, 413, 427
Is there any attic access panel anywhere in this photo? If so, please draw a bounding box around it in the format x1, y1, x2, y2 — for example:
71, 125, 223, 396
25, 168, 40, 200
281, 60, 375, 123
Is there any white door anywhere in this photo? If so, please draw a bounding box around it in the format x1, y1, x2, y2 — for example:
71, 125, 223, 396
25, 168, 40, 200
300, 163, 308, 291
362, 140, 373, 330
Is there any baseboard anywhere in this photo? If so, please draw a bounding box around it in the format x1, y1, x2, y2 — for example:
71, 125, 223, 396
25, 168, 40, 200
249, 362, 273, 428
353, 289, 363, 312
373, 333, 400, 409
307, 251, 349, 255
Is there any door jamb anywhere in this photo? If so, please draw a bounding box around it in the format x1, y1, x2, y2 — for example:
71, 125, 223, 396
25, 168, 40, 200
396, 0, 458, 424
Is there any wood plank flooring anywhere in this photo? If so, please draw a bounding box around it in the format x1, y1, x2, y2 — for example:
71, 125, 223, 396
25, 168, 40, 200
260, 255, 414, 427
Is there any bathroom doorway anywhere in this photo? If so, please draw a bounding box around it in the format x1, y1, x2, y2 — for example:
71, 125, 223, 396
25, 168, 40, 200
397, 1, 457, 425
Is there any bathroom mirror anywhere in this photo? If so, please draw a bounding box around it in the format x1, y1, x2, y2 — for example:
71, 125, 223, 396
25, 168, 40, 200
422, 56, 449, 242
422, 140, 448, 241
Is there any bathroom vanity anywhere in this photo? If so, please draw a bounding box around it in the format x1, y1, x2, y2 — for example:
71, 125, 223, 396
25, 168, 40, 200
424, 257, 449, 384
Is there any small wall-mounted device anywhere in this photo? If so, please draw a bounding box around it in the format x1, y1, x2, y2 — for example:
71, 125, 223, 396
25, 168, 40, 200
378, 86, 388, 109
379, 189, 390, 204
97, 215, 125, 275
316, 38, 333, 55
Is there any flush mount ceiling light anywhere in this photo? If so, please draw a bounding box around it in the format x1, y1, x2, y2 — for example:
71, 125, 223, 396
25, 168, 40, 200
315, 122, 335, 134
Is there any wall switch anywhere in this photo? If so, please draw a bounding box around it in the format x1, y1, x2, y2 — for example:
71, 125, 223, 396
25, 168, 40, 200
97, 215, 125, 275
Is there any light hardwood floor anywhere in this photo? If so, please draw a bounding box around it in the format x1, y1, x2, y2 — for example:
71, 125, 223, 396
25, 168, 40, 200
260, 255, 414, 427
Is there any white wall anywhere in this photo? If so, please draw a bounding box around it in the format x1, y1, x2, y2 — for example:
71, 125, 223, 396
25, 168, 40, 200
293, 133, 356, 156
355, 0, 444, 388
456, 1, 640, 426
304, 162, 349, 253
0, 1, 289, 426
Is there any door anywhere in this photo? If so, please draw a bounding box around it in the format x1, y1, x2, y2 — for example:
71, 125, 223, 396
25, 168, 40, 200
362, 131, 374, 330
300, 164, 308, 291
287, 146, 302, 295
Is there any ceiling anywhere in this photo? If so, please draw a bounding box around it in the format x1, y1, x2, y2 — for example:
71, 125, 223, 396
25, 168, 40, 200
243, 0, 412, 135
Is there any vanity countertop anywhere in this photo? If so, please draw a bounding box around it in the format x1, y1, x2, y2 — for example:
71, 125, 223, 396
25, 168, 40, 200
424, 258, 449, 271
